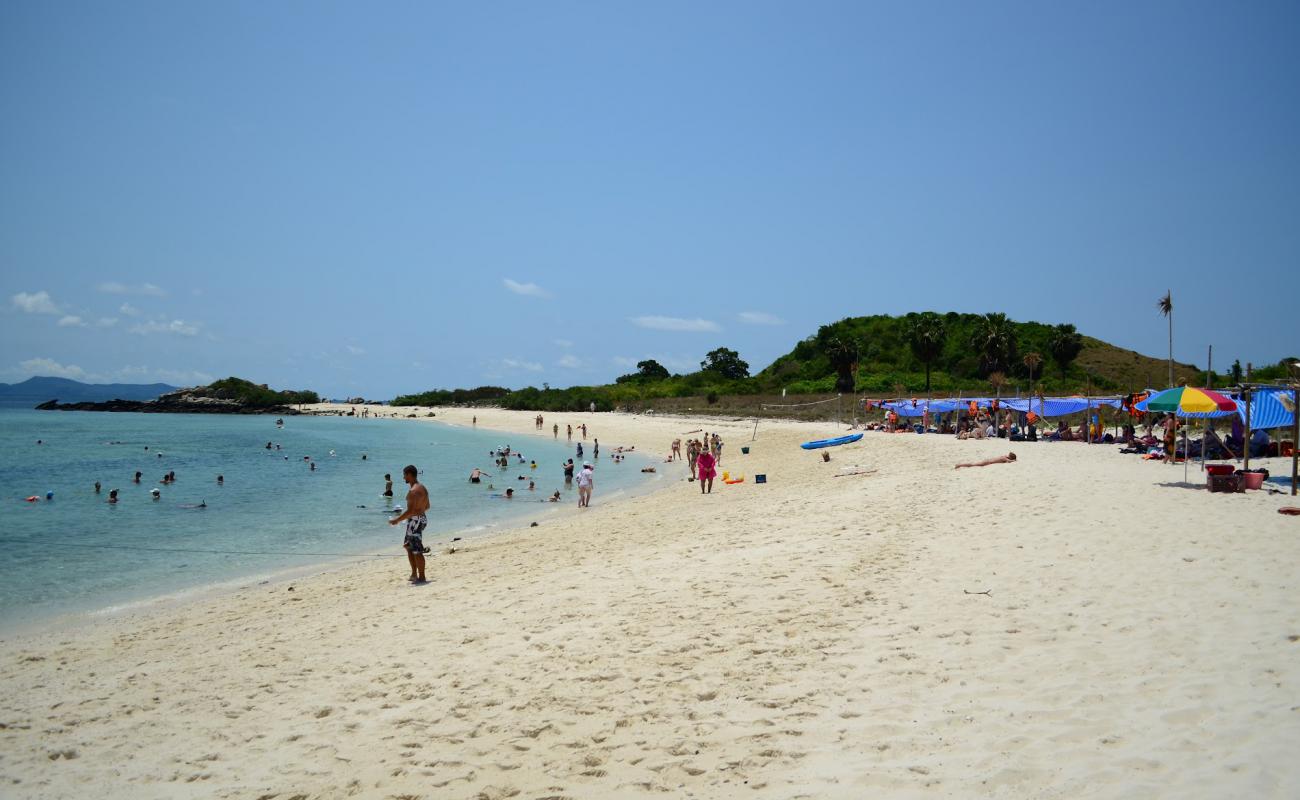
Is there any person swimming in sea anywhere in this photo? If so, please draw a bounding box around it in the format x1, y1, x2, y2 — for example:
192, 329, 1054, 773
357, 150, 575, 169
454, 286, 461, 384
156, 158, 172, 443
384, 473, 393, 497
108, 489, 119, 504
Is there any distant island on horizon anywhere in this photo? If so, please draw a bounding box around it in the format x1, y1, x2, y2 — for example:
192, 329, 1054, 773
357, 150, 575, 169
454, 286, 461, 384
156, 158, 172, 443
0, 376, 179, 406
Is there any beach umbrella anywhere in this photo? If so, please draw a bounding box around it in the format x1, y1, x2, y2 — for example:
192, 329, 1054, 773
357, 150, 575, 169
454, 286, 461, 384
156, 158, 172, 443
1144, 386, 1237, 414
1145, 387, 1237, 481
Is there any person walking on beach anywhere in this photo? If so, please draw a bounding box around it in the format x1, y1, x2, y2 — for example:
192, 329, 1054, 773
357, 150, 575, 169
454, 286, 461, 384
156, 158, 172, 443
553, 423, 558, 439
696, 448, 717, 494
576, 462, 594, 507
388, 465, 430, 584
566, 424, 572, 441
955, 453, 1017, 469
580, 423, 587, 439
671, 438, 681, 461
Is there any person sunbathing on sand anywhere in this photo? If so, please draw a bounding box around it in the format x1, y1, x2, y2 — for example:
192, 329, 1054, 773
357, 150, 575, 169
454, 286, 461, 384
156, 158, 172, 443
955, 453, 1017, 469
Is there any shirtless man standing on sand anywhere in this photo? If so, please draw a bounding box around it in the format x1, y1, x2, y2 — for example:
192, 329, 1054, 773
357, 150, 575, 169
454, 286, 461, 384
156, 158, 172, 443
388, 464, 430, 583
955, 453, 1017, 469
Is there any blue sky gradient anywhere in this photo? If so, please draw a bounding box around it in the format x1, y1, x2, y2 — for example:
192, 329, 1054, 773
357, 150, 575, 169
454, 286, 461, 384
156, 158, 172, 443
3, 1, 1297, 397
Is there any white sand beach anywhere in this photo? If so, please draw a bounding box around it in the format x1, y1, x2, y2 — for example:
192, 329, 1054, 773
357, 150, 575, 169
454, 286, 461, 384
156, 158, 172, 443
1, 406, 1297, 799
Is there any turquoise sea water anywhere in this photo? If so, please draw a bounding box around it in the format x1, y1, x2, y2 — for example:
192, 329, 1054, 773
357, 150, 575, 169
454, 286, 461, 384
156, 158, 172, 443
0, 409, 658, 629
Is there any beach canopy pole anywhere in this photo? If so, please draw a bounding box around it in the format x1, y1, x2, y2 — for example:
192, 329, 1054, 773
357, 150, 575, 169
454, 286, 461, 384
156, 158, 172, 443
1292, 385, 1298, 496
1243, 388, 1253, 472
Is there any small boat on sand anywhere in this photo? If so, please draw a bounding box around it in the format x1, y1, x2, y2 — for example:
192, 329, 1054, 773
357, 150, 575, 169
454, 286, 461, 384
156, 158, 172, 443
800, 433, 863, 450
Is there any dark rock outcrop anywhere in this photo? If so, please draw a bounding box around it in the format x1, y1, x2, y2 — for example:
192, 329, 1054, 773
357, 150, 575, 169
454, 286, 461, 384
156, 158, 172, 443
35, 390, 299, 415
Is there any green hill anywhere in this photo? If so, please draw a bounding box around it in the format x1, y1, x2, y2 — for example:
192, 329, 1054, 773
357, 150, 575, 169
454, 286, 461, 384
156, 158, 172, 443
394, 312, 1278, 414
758, 312, 1204, 396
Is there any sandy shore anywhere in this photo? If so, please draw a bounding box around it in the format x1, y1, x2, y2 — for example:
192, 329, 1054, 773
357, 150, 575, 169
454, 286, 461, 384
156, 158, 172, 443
2, 405, 1297, 799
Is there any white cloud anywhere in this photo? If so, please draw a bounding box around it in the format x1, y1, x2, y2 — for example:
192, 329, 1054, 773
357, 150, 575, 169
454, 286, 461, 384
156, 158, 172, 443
629, 315, 721, 333
17, 357, 86, 380
503, 278, 550, 298
345, 345, 366, 355
554, 338, 574, 348
502, 358, 543, 372
129, 319, 199, 337
99, 281, 166, 297
57, 315, 87, 327
120, 303, 141, 317
96, 317, 118, 328
557, 354, 583, 368
738, 311, 785, 326
11, 291, 60, 314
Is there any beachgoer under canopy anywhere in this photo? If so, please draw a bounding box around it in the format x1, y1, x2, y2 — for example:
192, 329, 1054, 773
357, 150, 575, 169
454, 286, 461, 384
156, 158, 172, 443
955, 453, 1017, 469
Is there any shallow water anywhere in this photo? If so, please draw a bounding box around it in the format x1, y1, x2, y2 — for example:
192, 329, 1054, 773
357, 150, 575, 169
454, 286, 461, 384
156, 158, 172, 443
0, 409, 657, 628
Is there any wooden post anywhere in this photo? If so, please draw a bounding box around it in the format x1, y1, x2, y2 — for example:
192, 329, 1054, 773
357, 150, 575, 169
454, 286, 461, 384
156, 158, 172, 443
1291, 384, 1298, 496
1243, 387, 1253, 472
1086, 374, 1092, 445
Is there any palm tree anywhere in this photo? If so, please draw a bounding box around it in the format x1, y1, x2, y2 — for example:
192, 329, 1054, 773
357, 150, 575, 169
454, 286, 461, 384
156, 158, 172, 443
988, 371, 1007, 400
969, 312, 1016, 377
907, 313, 947, 394
1048, 324, 1083, 377
1158, 291, 1173, 387
1023, 351, 1042, 397
823, 335, 859, 394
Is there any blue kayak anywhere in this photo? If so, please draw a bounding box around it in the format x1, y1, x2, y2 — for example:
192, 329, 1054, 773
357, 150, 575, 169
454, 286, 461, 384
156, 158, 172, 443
800, 433, 863, 450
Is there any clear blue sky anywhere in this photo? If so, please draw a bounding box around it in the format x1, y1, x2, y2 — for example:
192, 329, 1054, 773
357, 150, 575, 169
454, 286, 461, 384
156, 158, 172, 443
2, 1, 1296, 397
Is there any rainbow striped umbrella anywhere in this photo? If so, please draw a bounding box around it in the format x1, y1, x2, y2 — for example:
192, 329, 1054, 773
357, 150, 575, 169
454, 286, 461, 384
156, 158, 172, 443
1144, 386, 1237, 415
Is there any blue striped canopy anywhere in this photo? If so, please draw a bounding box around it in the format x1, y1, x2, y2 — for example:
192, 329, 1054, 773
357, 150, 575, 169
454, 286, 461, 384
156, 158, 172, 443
1001, 397, 1122, 415
882, 396, 1124, 417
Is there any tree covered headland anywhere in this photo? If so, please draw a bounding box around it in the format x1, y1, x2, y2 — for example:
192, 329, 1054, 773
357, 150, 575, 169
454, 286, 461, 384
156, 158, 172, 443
197, 377, 320, 407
